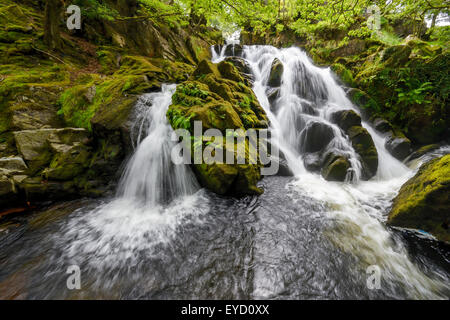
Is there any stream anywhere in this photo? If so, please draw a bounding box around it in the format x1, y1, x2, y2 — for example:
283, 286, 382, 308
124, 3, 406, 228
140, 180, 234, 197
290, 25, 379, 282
0, 43, 449, 300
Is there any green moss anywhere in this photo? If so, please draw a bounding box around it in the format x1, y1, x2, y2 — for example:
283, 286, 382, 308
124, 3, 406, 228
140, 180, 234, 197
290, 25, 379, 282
332, 63, 355, 87
167, 59, 268, 196
388, 155, 450, 242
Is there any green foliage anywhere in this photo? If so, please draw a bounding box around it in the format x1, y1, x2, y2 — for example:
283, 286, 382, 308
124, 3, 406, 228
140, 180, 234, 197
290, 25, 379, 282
167, 108, 194, 130
71, 0, 119, 21
396, 81, 433, 105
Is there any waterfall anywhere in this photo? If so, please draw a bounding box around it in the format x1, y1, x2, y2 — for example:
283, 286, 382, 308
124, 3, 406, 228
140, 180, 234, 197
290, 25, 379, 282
33, 43, 447, 299
117, 84, 199, 205
212, 43, 449, 299
214, 45, 410, 182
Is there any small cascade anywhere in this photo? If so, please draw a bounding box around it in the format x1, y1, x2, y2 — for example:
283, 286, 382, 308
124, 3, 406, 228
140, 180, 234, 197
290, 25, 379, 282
117, 84, 199, 205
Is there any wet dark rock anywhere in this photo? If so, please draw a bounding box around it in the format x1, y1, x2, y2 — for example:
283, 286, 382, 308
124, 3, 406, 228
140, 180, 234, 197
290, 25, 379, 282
300, 121, 334, 153
385, 134, 412, 161
266, 87, 280, 112
268, 58, 284, 87
406, 144, 441, 162
330, 109, 361, 132
213, 44, 223, 56
266, 156, 293, 177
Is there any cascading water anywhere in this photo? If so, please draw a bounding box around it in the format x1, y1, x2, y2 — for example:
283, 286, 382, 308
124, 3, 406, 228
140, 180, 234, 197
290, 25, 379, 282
213, 43, 449, 299
117, 84, 199, 205
0, 43, 448, 300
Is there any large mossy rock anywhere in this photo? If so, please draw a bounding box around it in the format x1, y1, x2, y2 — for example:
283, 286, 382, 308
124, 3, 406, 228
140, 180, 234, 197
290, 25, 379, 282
224, 57, 254, 84
388, 155, 450, 242
330, 109, 361, 132
167, 59, 268, 196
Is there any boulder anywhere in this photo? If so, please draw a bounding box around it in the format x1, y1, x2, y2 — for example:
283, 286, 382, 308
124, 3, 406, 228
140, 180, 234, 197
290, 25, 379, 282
217, 60, 245, 83
300, 101, 318, 116
347, 126, 378, 180
13, 128, 90, 174
300, 121, 335, 153
167, 59, 268, 196
330, 109, 361, 132
385, 134, 411, 161
321, 153, 351, 182
388, 155, 450, 242
266, 87, 280, 112
267, 58, 284, 87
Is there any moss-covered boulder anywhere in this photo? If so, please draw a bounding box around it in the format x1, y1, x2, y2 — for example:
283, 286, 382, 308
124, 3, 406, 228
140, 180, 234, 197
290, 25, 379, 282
167, 59, 268, 195
268, 58, 284, 87
381, 45, 412, 67
347, 126, 378, 180
321, 152, 351, 182
330, 109, 361, 132
388, 155, 450, 242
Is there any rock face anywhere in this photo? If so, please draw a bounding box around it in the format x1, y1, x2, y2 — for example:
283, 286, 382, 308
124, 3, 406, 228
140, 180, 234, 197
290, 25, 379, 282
167, 59, 269, 195
388, 155, 450, 242
267, 58, 284, 87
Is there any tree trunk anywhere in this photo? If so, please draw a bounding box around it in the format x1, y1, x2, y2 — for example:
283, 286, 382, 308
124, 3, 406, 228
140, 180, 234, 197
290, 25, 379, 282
44, 0, 64, 50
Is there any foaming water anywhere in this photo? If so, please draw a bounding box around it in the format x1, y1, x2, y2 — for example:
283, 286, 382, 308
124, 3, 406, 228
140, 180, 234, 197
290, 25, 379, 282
51, 84, 206, 276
